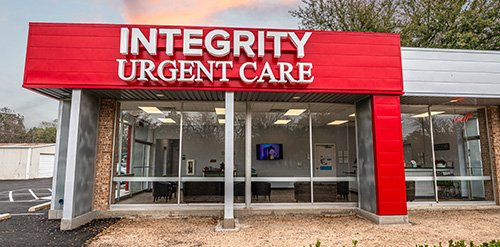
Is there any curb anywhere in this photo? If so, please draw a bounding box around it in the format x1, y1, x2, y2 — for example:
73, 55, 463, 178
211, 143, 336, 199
0, 213, 11, 221
28, 202, 51, 212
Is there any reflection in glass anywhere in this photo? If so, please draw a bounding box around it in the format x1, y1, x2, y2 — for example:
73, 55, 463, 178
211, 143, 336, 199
113, 107, 181, 204
433, 111, 489, 201
401, 110, 436, 201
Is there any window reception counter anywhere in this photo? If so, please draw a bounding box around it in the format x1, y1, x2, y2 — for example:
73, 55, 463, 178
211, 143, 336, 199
405, 167, 454, 198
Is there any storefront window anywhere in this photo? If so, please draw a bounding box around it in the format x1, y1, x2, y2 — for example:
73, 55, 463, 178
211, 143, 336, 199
311, 105, 357, 203
401, 106, 436, 202
401, 105, 494, 203
181, 109, 225, 203
431, 108, 492, 201
251, 102, 311, 203
113, 104, 181, 204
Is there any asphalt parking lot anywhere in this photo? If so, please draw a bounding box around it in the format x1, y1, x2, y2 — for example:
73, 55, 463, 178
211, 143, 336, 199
0, 178, 118, 246
0, 178, 52, 214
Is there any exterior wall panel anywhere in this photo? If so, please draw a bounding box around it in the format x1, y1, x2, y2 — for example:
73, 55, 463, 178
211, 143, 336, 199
24, 23, 403, 95
0, 148, 28, 179
371, 95, 407, 215
402, 48, 500, 97
63, 89, 100, 220
355, 98, 377, 213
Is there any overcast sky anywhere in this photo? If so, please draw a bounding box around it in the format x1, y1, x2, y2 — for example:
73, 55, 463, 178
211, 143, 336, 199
0, 0, 300, 127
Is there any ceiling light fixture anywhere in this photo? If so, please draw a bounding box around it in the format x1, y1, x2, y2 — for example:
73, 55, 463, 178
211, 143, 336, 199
218, 118, 225, 124
292, 96, 301, 100
449, 97, 464, 103
327, 120, 348, 125
215, 108, 225, 115
284, 109, 306, 116
411, 111, 445, 118
274, 119, 291, 125
349, 113, 355, 117
158, 118, 176, 124
138, 106, 163, 114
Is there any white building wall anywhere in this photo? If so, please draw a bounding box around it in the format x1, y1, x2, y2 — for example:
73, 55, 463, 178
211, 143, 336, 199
29, 145, 56, 178
0, 148, 29, 179
0, 145, 56, 179
402, 48, 500, 97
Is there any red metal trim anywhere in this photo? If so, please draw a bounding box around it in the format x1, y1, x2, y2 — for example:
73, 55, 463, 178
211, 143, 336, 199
371, 95, 407, 216
23, 23, 403, 95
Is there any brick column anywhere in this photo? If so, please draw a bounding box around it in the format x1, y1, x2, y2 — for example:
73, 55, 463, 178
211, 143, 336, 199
478, 109, 494, 201
93, 99, 119, 211
485, 106, 500, 204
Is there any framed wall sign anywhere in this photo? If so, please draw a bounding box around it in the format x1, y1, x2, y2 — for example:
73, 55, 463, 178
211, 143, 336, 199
186, 159, 195, 175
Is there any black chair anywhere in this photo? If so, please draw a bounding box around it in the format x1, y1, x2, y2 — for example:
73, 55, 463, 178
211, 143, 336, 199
406, 181, 415, 201
234, 182, 245, 199
337, 181, 349, 200
168, 182, 177, 200
252, 182, 271, 201
153, 182, 177, 202
153, 182, 170, 202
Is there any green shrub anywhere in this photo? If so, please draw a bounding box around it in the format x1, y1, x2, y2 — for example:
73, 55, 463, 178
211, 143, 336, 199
416, 240, 500, 247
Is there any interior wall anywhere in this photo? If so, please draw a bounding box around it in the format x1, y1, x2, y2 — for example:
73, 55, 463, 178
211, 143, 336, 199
150, 117, 355, 178
313, 125, 357, 176
154, 124, 246, 177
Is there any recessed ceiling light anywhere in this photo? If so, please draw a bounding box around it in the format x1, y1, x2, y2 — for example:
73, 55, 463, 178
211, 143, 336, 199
215, 108, 225, 115
327, 120, 348, 125
292, 96, 301, 100
274, 119, 291, 125
138, 106, 163, 114
284, 109, 306, 116
412, 111, 445, 118
156, 93, 165, 97
158, 118, 176, 124
349, 113, 355, 117
449, 97, 463, 103
218, 118, 225, 124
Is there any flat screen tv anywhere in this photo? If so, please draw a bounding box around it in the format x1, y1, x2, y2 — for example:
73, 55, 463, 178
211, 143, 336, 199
256, 144, 283, 160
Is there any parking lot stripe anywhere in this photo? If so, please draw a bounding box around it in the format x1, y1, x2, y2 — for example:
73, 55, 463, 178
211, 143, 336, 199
28, 189, 39, 200
10, 213, 45, 216
9, 191, 13, 202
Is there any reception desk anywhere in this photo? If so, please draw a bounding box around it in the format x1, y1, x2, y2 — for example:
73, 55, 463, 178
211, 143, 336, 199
405, 167, 454, 198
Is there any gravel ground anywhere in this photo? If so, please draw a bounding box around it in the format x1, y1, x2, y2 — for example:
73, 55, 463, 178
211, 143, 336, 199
87, 209, 500, 247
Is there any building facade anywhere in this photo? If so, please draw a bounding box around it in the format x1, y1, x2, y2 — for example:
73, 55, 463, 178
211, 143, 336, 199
0, 143, 55, 180
22, 23, 500, 230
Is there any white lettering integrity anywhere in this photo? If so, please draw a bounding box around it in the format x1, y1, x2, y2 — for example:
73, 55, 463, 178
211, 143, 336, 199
117, 27, 315, 84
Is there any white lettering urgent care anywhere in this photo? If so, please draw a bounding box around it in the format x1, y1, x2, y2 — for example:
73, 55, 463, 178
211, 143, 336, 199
117, 27, 315, 84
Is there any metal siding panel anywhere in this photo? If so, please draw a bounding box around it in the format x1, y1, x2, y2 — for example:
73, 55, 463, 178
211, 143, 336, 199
24, 23, 403, 94
402, 48, 500, 97
356, 98, 377, 213
371, 95, 407, 215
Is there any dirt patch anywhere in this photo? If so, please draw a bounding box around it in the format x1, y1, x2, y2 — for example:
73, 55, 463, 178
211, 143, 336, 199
87, 209, 500, 247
